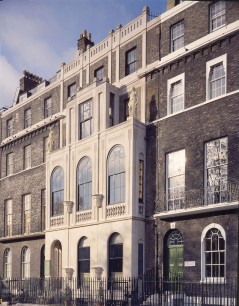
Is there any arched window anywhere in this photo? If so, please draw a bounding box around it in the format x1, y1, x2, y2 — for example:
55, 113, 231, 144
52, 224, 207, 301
77, 158, 92, 211
21, 246, 30, 279
51, 240, 62, 277
4, 248, 12, 279
78, 237, 90, 284
109, 233, 123, 278
202, 225, 225, 280
165, 230, 184, 279
51, 167, 64, 216
108, 146, 125, 204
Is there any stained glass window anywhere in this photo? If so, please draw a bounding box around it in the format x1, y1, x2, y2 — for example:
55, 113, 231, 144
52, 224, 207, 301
206, 137, 227, 204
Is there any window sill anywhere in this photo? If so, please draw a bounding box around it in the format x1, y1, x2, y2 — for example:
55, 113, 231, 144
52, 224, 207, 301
200, 277, 225, 284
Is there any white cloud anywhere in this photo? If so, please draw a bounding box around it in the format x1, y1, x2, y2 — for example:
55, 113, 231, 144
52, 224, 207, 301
0, 56, 21, 108
0, 12, 62, 76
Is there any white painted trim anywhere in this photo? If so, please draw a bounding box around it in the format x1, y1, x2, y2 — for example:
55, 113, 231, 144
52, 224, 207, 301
167, 73, 185, 115
201, 223, 226, 281
150, 89, 239, 125
206, 53, 227, 100
160, 1, 198, 23
153, 201, 238, 219
138, 20, 239, 79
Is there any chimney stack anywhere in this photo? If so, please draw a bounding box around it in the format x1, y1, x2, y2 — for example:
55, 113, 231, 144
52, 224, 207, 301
77, 30, 94, 53
20, 70, 43, 93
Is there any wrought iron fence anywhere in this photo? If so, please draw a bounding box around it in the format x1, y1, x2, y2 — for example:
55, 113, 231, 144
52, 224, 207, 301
0, 272, 237, 305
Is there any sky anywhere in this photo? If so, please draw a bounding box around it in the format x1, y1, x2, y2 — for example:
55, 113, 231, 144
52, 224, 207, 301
0, 0, 167, 109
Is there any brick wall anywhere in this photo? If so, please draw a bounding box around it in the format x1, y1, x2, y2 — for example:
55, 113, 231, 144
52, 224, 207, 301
146, 25, 160, 65
1, 86, 60, 139
1, 123, 59, 178
0, 238, 45, 278
119, 36, 142, 80
157, 211, 238, 280
89, 56, 108, 84
63, 74, 80, 109
161, 1, 239, 58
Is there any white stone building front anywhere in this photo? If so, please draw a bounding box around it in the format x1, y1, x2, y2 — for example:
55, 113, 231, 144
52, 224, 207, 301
45, 80, 146, 279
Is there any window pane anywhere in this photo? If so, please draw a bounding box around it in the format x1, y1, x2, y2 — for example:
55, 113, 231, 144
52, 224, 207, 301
108, 147, 125, 204
77, 158, 92, 210
204, 228, 225, 278
206, 138, 227, 204
167, 150, 185, 210
171, 21, 184, 51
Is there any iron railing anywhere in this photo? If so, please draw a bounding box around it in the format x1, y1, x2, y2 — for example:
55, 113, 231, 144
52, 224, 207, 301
0, 273, 237, 305
156, 181, 239, 213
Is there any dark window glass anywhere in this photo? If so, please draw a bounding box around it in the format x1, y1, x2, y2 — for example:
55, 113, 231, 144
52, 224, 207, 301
126, 47, 137, 76
51, 167, 64, 216
79, 100, 92, 139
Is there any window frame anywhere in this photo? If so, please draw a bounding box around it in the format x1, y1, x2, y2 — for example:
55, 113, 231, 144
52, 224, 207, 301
3, 248, 12, 279
78, 237, 90, 285
166, 149, 185, 211
23, 194, 31, 234
24, 108, 31, 128
94, 66, 104, 83
21, 246, 30, 279
79, 99, 93, 140
7, 118, 13, 137
5, 199, 13, 237
44, 97, 52, 118
205, 137, 228, 205
77, 157, 92, 211
167, 73, 185, 115
171, 20, 184, 52
6, 152, 13, 176
206, 54, 227, 101
125, 47, 137, 76
51, 167, 64, 216
109, 233, 123, 277
68, 82, 76, 99
24, 145, 31, 170
107, 146, 126, 205
210, 1, 226, 33
201, 223, 226, 282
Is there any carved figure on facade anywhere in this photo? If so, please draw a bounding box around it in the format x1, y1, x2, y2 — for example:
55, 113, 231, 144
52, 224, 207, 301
47, 127, 54, 153
128, 87, 138, 118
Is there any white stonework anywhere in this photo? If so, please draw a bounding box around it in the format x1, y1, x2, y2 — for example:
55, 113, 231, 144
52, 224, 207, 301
45, 78, 146, 278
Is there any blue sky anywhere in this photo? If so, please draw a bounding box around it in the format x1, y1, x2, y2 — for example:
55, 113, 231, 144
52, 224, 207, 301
0, 0, 167, 109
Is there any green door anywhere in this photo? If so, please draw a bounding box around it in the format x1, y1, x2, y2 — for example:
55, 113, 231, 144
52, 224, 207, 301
165, 230, 184, 279
168, 245, 183, 278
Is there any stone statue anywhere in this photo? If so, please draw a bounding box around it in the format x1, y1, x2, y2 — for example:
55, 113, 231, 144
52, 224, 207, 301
47, 127, 54, 153
128, 87, 138, 118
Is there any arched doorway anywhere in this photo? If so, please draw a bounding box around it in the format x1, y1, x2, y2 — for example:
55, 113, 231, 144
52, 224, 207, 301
164, 230, 183, 279
51, 240, 62, 277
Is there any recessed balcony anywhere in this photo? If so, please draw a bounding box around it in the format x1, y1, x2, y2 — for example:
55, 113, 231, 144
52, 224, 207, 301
154, 182, 239, 219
